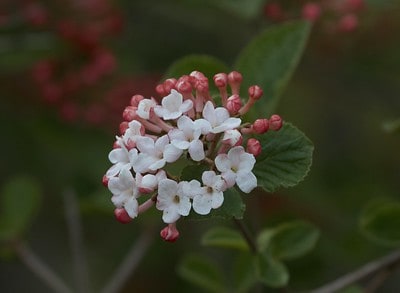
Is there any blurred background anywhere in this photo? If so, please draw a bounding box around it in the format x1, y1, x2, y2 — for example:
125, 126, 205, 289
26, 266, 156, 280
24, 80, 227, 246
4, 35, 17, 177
1, 0, 400, 292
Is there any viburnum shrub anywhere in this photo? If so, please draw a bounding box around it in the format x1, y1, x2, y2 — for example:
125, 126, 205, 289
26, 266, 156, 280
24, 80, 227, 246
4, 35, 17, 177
103, 71, 282, 242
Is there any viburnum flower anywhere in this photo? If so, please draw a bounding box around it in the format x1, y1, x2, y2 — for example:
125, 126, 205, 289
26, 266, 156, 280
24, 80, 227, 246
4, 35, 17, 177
103, 70, 284, 241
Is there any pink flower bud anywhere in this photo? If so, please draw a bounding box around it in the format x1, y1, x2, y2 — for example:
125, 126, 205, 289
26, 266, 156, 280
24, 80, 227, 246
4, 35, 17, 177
247, 138, 262, 157
176, 80, 192, 94
160, 224, 180, 242
190, 71, 206, 80
248, 85, 263, 100
119, 121, 129, 134
338, 14, 358, 32
302, 3, 321, 22
114, 208, 132, 224
102, 175, 109, 187
226, 94, 242, 115
122, 106, 137, 121
263, 3, 284, 21
195, 78, 209, 93
269, 114, 283, 131
155, 84, 167, 96
253, 119, 269, 134
228, 71, 243, 94
164, 78, 177, 94
130, 95, 144, 107
213, 73, 228, 88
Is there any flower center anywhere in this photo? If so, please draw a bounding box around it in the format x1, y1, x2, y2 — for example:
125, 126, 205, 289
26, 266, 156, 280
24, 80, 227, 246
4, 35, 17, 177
173, 195, 180, 204
207, 186, 213, 194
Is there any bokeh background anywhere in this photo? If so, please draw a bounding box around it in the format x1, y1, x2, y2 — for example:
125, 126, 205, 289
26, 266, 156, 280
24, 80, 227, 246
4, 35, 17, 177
1, 0, 400, 292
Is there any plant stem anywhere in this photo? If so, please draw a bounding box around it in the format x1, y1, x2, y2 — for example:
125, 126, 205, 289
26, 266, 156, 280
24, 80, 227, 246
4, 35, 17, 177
14, 241, 73, 293
310, 250, 400, 293
63, 189, 91, 293
100, 225, 156, 293
233, 218, 257, 253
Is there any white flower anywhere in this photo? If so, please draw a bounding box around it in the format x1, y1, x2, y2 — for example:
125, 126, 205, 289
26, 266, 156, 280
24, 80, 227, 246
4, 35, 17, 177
215, 146, 257, 193
106, 137, 136, 177
122, 120, 144, 147
168, 116, 210, 161
137, 98, 157, 119
108, 169, 139, 218
154, 89, 193, 120
192, 171, 226, 215
222, 129, 242, 146
132, 135, 182, 174
202, 101, 241, 133
156, 179, 192, 223
136, 170, 167, 193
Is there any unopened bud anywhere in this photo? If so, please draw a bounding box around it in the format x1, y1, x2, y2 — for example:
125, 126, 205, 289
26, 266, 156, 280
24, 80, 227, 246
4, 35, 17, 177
102, 175, 109, 187
119, 121, 129, 135
160, 224, 179, 242
226, 94, 242, 114
213, 73, 228, 88
176, 80, 192, 94
269, 114, 283, 131
247, 138, 262, 157
114, 208, 132, 224
302, 3, 321, 22
228, 71, 243, 95
164, 78, 177, 94
190, 71, 206, 80
338, 14, 358, 32
248, 85, 263, 100
253, 119, 269, 134
155, 84, 167, 96
122, 106, 137, 121
195, 78, 209, 93
130, 95, 144, 107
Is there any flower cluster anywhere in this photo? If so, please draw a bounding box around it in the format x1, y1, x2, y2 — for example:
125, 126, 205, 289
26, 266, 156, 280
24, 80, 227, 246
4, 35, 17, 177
103, 71, 283, 242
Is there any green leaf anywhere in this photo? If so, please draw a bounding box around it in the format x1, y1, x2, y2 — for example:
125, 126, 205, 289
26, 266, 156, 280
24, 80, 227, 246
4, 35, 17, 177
187, 187, 245, 220
206, 0, 265, 20
0, 176, 42, 241
201, 226, 249, 251
257, 221, 319, 260
360, 200, 400, 246
233, 252, 258, 293
255, 253, 289, 288
177, 254, 226, 293
163, 54, 229, 82
254, 123, 314, 192
180, 163, 209, 182
234, 21, 311, 118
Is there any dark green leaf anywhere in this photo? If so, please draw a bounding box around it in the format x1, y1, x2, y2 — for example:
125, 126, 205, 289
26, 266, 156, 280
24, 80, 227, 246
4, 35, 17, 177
360, 200, 400, 246
0, 176, 42, 241
206, 0, 265, 20
180, 163, 209, 182
201, 226, 249, 250
254, 123, 314, 192
257, 221, 319, 260
177, 254, 226, 293
233, 252, 258, 293
255, 253, 289, 288
235, 21, 311, 118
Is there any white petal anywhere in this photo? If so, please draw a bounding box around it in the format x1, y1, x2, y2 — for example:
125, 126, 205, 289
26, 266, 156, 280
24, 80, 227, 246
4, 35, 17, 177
111, 194, 125, 207
188, 140, 205, 161
227, 146, 244, 168
168, 128, 186, 141
132, 153, 154, 174
182, 180, 202, 198
149, 158, 166, 171
236, 171, 257, 193
202, 101, 216, 125
106, 163, 121, 177
136, 136, 155, 154
202, 171, 217, 186
177, 115, 193, 130
193, 195, 212, 215
157, 179, 178, 201
155, 135, 170, 153
180, 99, 193, 113
214, 107, 230, 124
163, 144, 183, 162
194, 118, 212, 135
124, 197, 139, 218
162, 89, 182, 111
215, 154, 231, 172
177, 196, 191, 216
238, 152, 256, 171
211, 191, 224, 209
108, 148, 128, 164
162, 207, 180, 223
221, 170, 236, 188
141, 174, 158, 189
212, 117, 241, 133
172, 139, 190, 150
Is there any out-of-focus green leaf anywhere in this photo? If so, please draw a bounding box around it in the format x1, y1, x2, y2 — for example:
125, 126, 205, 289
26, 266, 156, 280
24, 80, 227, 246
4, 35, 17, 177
0, 176, 42, 241
234, 21, 311, 118
360, 200, 400, 246
201, 226, 249, 250
187, 188, 245, 220
258, 221, 319, 260
382, 118, 400, 134
233, 252, 257, 293
254, 123, 314, 192
180, 163, 209, 182
255, 252, 289, 288
177, 254, 226, 293
205, 0, 265, 20
338, 285, 364, 293
163, 54, 229, 83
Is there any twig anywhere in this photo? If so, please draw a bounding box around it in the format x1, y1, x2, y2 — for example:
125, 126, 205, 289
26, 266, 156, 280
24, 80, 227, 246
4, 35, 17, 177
310, 250, 400, 293
233, 218, 258, 253
63, 189, 91, 293
14, 241, 73, 293
100, 225, 156, 293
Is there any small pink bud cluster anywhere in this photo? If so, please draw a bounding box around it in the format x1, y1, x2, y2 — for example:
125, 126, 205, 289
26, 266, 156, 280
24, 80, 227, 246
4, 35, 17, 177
263, 0, 365, 33
103, 71, 283, 242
